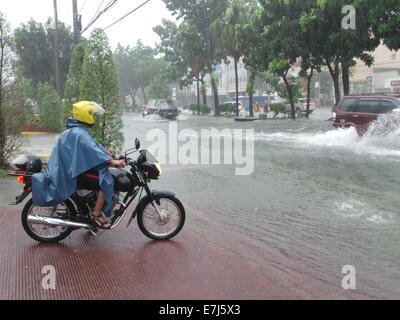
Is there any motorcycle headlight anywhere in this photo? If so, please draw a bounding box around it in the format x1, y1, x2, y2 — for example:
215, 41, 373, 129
155, 163, 162, 176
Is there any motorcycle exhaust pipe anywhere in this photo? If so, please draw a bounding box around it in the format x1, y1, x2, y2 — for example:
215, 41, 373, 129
27, 215, 91, 229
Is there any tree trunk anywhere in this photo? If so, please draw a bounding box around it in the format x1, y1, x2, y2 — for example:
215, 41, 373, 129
305, 68, 314, 119
248, 72, 256, 118
201, 79, 207, 106
234, 57, 239, 117
326, 59, 341, 107
342, 62, 350, 96
210, 74, 220, 116
141, 87, 147, 106
196, 79, 200, 115
282, 74, 295, 120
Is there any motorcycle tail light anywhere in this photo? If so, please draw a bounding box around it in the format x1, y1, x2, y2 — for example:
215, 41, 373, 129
18, 176, 25, 184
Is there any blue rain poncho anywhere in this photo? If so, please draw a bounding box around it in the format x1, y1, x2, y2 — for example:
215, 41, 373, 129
32, 118, 114, 216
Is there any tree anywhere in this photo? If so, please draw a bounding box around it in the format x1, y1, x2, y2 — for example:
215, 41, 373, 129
219, 0, 249, 117
145, 57, 172, 100
154, 19, 208, 113
0, 13, 26, 167
80, 29, 124, 153
63, 42, 86, 117
301, 0, 379, 105
162, 0, 229, 116
357, 0, 400, 50
234, 0, 260, 117
14, 18, 74, 96
252, 1, 303, 119
114, 40, 161, 106
37, 82, 64, 133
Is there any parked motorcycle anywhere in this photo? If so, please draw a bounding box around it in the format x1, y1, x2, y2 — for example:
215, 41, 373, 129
8, 139, 186, 243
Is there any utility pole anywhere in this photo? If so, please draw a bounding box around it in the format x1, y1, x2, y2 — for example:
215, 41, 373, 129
72, 0, 81, 45
53, 0, 62, 97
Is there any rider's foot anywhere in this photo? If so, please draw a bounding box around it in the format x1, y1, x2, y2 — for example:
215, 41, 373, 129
91, 212, 113, 229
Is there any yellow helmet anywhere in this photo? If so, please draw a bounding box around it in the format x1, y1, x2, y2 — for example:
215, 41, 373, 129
72, 101, 105, 125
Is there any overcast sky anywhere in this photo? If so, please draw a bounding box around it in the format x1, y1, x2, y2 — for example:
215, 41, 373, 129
1, 0, 176, 49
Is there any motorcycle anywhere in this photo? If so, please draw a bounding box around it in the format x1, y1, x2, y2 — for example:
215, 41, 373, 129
8, 139, 186, 243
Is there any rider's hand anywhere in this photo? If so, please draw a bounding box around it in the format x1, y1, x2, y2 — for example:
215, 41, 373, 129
113, 154, 122, 160
109, 159, 126, 168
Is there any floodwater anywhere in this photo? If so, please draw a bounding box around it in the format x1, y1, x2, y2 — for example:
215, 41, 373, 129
123, 109, 400, 299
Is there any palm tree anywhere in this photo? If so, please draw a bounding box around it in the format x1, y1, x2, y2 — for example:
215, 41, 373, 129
222, 0, 251, 117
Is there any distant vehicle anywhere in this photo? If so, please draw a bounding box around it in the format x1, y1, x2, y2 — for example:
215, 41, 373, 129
333, 93, 400, 134
223, 96, 272, 112
143, 99, 179, 120
296, 98, 316, 115
284, 98, 316, 117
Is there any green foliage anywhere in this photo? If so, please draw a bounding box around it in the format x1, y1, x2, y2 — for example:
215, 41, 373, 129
161, 0, 230, 115
146, 78, 171, 100
64, 42, 86, 117
269, 103, 286, 117
1, 13, 26, 167
13, 18, 74, 95
275, 77, 302, 104
37, 82, 64, 133
80, 29, 124, 153
356, 0, 400, 50
189, 104, 211, 114
200, 104, 211, 114
114, 40, 167, 105
154, 19, 207, 87
220, 103, 235, 114
0, 168, 7, 178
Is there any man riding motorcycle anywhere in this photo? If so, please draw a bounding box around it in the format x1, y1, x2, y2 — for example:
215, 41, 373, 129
32, 101, 126, 228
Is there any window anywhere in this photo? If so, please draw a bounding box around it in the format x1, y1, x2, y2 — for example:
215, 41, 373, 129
357, 99, 397, 114
378, 100, 398, 114
357, 99, 380, 113
339, 98, 358, 111
391, 53, 397, 61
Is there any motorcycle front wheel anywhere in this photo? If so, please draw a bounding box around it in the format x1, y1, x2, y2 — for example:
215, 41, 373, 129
21, 198, 75, 243
137, 195, 185, 240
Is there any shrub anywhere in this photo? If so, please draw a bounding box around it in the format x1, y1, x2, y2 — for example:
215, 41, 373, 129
189, 104, 211, 114
269, 103, 286, 117
220, 103, 235, 114
0, 168, 7, 178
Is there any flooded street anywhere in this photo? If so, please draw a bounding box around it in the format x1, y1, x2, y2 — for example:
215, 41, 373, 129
122, 109, 400, 299
16, 109, 400, 299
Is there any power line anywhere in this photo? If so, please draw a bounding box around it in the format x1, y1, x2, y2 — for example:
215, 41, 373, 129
81, 0, 118, 34
82, 0, 107, 32
79, 0, 88, 14
90, 0, 106, 23
104, 0, 151, 30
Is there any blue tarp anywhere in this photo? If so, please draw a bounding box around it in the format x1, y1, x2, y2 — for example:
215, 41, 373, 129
32, 118, 114, 216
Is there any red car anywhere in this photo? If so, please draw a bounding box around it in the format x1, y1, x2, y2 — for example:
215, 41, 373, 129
333, 94, 400, 134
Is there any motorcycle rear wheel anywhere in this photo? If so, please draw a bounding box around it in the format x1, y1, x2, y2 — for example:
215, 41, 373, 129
21, 198, 75, 243
137, 195, 185, 240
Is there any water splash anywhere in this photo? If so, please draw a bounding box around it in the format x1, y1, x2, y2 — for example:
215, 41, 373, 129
361, 112, 400, 151
334, 198, 394, 225
255, 113, 400, 158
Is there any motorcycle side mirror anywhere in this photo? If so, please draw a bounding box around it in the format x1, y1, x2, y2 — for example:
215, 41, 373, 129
135, 138, 140, 150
